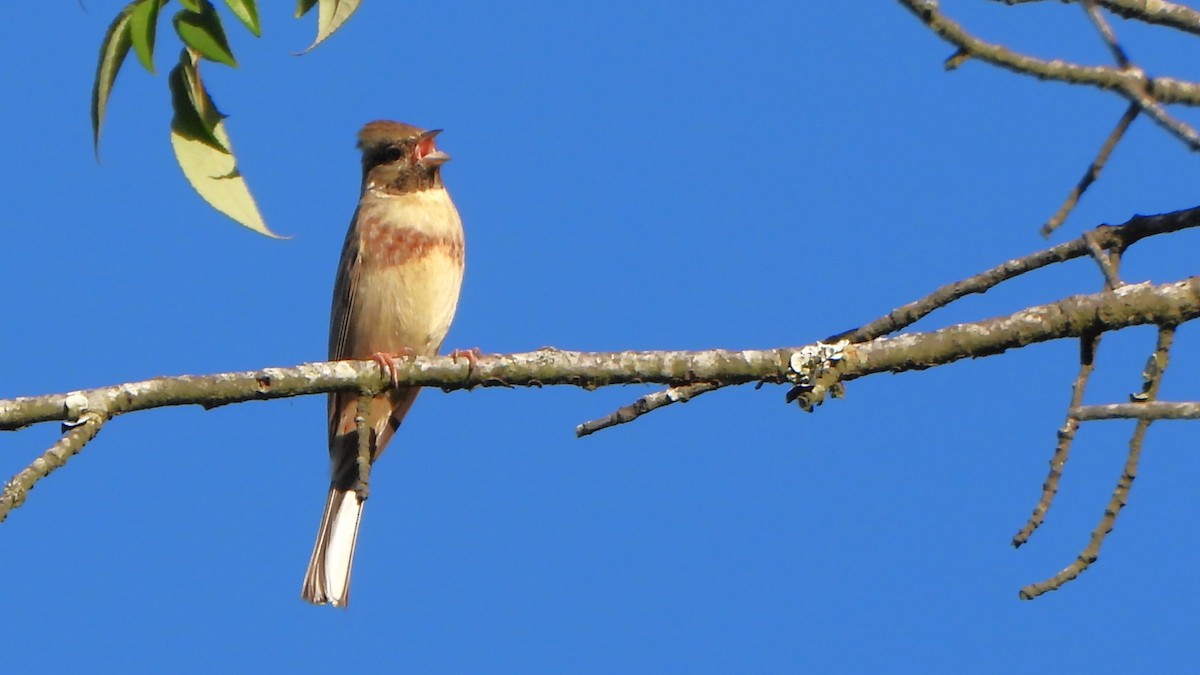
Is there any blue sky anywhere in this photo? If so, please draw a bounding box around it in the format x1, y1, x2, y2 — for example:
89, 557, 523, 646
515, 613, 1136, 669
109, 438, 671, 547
4, 1, 1200, 672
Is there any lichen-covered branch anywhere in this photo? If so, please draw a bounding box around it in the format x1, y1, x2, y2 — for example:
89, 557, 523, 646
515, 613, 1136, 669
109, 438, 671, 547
1, 279, 1197, 435
0, 349, 795, 432
833, 278, 1198, 381
3, 278, 1198, 526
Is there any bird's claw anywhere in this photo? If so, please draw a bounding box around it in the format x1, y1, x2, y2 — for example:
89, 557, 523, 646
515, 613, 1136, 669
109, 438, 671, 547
370, 349, 416, 389
451, 347, 482, 382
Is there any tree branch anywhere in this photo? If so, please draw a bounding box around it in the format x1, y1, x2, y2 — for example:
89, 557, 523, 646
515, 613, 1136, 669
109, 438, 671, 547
832, 278, 1198, 381
1013, 329, 1102, 548
1042, 102, 1139, 237
1019, 324, 1177, 599
1072, 400, 1200, 420
1092, 0, 1200, 35
592, 207, 1200, 436
900, 0, 1200, 148
993, 0, 1200, 38
1, 412, 106, 523
2, 280, 1197, 434
576, 382, 720, 437
831, 206, 1200, 343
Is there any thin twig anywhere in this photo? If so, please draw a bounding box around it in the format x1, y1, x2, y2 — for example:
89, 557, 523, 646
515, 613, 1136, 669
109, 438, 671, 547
0, 412, 107, 522
1012, 330, 1101, 548
1014, 240, 1120, 547
1083, 0, 1130, 67
579, 208, 1200, 437
576, 382, 718, 437
1042, 103, 1139, 237
900, 0, 1200, 149
1083, 231, 1124, 289
944, 48, 970, 71
1120, 73, 1200, 150
901, 0, 1200, 103
831, 207, 1200, 344
1020, 324, 1176, 599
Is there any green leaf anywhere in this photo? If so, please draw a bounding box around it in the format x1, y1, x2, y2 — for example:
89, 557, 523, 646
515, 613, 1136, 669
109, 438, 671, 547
295, 0, 318, 19
298, 0, 360, 53
179, 0, 203, 11
168, 49, 228, 153
173, 2, 238, 67
92, 2, 137, 155
223, 0, 262, 37
168, 49, 278, 237
129, 0, 163, 74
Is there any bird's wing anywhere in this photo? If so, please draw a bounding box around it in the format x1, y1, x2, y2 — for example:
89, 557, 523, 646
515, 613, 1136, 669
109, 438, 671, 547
327, 210, 362, 455
328, 208, 362, 361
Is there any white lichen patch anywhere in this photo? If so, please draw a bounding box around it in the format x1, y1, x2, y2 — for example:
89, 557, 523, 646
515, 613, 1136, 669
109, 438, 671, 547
788, 340, 850, 385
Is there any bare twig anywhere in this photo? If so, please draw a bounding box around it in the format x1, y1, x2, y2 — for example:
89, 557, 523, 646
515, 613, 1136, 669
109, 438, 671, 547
831, 207, 1200, 343
1014, 233, 1121, 547
900, 0, 1200, 148
1083, 0, 1130, 67
576, 382, 719, 437
944, 48, 970, 70
1042, 104, 1139, 237
1082, 230, 1124, 289
1, 412, 107, 523
1020, 324, 1176, 599
1012, 330, 1101, 548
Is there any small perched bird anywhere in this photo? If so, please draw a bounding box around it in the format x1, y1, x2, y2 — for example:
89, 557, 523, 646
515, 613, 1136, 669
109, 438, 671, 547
302, 121, 465, 607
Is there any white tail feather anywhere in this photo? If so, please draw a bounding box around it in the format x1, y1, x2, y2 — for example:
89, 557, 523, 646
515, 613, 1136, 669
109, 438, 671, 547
301, 488, 364, 607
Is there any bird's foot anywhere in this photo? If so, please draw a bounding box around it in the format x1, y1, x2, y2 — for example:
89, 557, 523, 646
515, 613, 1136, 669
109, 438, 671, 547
370, 348, 417, 389
451, 347, 483, 382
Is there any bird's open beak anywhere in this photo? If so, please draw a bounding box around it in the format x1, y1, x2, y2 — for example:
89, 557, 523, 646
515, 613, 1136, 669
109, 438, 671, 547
417, 129, 451, 167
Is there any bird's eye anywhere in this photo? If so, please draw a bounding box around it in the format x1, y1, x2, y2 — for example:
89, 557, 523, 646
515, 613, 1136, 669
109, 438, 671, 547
379, 146, 404, 163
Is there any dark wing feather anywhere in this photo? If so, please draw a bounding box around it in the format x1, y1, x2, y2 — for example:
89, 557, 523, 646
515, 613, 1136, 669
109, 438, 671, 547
329, 207, 362, 361
327, 210, 362, 451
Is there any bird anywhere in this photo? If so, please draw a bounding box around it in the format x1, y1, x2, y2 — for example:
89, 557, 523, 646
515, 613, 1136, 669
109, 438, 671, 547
301, 120, 465, 607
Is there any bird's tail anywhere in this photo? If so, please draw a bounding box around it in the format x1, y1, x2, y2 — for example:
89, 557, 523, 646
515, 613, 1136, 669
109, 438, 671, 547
301, 486, 365, 607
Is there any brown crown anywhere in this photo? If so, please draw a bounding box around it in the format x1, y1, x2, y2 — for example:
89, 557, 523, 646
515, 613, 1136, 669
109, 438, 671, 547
357, 120, 427, 149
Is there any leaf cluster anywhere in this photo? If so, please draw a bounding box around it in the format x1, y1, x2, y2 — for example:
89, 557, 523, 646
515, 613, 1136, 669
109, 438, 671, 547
91, 0, 362, 237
